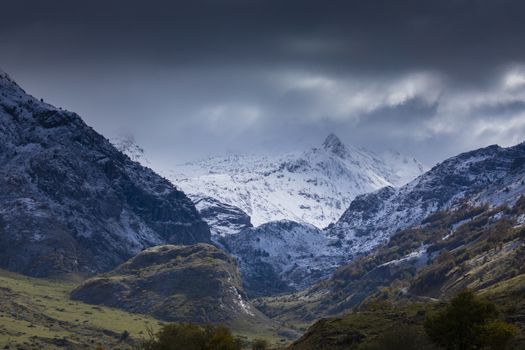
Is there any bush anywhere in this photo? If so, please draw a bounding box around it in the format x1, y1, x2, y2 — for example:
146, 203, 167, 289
252, 338, 269, 350
142, 323, 242, 350
479, 320, 518, 350
424, 291, 516, 350
119, 330, 130, 341
359, 326, 436, 350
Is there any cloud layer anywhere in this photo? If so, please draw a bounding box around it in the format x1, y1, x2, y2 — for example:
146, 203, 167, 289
1, 0, 525, 170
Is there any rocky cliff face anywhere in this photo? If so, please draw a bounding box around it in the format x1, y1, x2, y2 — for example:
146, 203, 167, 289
71, 244, 267, 326
0, 70, 210, 277
192, 195, 253, 239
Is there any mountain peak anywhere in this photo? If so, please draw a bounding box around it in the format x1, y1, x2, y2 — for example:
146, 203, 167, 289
0, 68, 17, 85
322, 133, 346, 157
0, 69, 15, 87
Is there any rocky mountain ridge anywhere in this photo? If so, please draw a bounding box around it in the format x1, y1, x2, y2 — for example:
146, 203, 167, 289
0, 69, 210, 277
327, 142, 525, 256
223, 220, 345, 297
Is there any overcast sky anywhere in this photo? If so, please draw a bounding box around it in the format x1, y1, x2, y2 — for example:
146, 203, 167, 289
2, 0, 525, 171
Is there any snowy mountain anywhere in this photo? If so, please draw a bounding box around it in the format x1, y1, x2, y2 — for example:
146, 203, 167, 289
328, 142, 525, 256
169, 133, 426, 229
223, 220, 346, 297
0, 69, 210, 277
258, 146, 525, 323
223, 141, 525, 296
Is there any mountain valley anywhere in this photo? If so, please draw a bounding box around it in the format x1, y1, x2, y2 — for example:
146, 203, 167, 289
0, 68, 524, 349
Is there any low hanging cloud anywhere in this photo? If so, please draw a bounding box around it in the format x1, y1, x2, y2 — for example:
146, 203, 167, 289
274, 71, 442, 123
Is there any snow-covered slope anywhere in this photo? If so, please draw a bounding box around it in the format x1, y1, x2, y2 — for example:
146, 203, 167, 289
224, 220, 346, 297
0, 69, 210, 277
169, 134, 426, 229
328, 142, 525, 256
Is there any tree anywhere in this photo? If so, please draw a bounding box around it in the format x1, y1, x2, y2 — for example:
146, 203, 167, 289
205, 325, 243, 350
252, 338, 269, 350
424, 291, 516, 350
142, 323, 242, 350
479, 320, 519, 350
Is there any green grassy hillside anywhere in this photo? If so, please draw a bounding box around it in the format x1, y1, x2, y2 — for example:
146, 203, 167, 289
70, 244, 298, 347
0, 269, 162, 349
0, 268, 295, 349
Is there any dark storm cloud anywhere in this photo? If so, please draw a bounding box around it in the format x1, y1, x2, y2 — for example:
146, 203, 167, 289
1, 0, 525, 169
3, 0, 525, 79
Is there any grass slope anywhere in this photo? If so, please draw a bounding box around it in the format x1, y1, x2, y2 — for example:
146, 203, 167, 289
0, 268, 296, 349
70, 244, 299, 347
0, 269, 162, 349
289, 281, 525, 350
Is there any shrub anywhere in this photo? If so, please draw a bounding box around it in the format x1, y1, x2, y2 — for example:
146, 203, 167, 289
359, 326, 435, 350
478, 320, 518, 350
142, 323, 242, 350
424, 291, 516, 350
119, 330, 130, 341
252, 338, 269, 350
206, 325, 242, 350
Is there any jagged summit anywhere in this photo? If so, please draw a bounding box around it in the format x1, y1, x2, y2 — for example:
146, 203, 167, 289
322, 133, 347, 157
0, 68, 9, 79
0, 69, 24, 94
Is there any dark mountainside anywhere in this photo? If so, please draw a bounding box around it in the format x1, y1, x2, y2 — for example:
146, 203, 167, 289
224, 220, 345, 298
71, 243, 299, 343
0, 70, 210, 277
